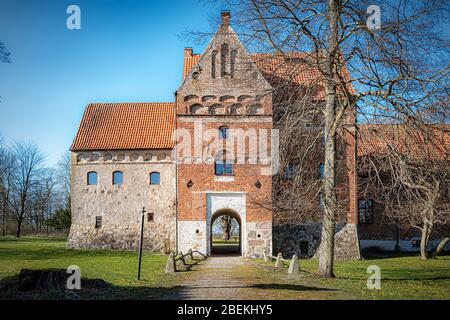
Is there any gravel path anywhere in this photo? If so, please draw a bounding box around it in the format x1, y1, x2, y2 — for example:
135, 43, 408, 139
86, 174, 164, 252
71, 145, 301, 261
165, 255, 353, 300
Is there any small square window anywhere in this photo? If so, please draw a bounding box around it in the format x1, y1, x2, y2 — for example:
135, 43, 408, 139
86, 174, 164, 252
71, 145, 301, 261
299, 241, 309, 255
147, 212, 154, 222
95, 216, 102, 229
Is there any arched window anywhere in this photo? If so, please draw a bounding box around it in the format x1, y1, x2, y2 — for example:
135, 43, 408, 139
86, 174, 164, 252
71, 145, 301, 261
211, 50, 218, 78
150, 172, 160, 185
215, 152, 233, 176
113, 171, 123, 185
230, 49, 237, 77
220, 43, 229, 77
87, 171, 97, 185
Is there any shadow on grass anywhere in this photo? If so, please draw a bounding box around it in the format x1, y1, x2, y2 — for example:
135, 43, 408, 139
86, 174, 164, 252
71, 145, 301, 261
0, 268, 183, 300
0, 268, 335, 300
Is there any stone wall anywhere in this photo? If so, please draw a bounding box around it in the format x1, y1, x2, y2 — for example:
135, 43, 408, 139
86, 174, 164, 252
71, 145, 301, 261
68, 150, 176, 251
273, 223, 361, 260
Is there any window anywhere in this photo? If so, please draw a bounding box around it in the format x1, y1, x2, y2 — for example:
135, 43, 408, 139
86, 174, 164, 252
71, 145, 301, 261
87, 171, 97, 185
230, 49, 237, 77
358, 199, 374, 224
113, 171, 123, 186
284, 164, 297, 180
211, 50, 218, 78
95, 216, 102, 229
215, 158, 233, 176
220, 43, 229, 77
219, 126, 228, 139
150, 172, 160, 185
147, 212, 154, 222
299, 241, 309, 255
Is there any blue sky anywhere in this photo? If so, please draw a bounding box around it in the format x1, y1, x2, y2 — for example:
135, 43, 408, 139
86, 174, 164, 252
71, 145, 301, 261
0, 0, 221, 166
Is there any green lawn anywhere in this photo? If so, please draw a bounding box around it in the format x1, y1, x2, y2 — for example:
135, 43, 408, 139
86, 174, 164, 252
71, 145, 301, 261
0, 236, 180, 299
255, 254, 450, 300
1, 236, 449, 300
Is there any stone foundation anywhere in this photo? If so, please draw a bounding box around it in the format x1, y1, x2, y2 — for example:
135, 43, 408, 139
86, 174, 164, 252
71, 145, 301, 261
67, 224, 175, 251
273, 222, 361, 260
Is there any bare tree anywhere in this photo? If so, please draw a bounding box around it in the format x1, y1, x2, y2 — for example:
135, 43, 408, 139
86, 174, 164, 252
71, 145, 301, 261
0, 136, 14, 236
56, 152, 71, 209
0, 41, 11, 63
220, 0, 449, 276
9, 142, 45, 237
359, 124, 450, 260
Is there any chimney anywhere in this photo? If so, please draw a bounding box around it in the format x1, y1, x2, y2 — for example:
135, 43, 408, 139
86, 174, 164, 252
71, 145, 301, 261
184, 47, 193, 57
221, 10, 230, 28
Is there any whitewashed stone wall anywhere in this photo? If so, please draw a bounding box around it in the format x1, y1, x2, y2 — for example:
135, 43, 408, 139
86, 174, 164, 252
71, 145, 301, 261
177, 221, 207, 253
68, 150, 176, 251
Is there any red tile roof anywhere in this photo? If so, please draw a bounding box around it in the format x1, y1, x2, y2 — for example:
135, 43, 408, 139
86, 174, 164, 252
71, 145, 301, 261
71, 103, 175, 151
358, 124, 450, 160
182, 52, 354, 96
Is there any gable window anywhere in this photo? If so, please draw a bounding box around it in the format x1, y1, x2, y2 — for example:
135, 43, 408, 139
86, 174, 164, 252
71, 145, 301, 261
147, 212, 154, 222
220, 43, 229, 77
230, 49, 237, 77
113, 171, 123, 186
211, 50, 218, 78
95, 216, 102, 229
87, 171, 98, 185
150, 172, 160, 185
358, 199, 374, 224
219, 126, 228, 139
215, 152, 233, 176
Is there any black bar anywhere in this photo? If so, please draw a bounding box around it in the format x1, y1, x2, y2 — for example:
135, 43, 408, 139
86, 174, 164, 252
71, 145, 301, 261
137, 207, 145, 280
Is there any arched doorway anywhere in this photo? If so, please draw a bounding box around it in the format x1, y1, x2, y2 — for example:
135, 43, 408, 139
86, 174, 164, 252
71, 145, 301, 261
210, 209, 241, 256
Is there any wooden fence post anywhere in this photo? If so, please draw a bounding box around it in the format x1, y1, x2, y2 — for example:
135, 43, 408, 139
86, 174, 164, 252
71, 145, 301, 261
288, 254, 299, 275
165, 252, 176, 273
274, 252, 283, 269
263, 251, 271, 262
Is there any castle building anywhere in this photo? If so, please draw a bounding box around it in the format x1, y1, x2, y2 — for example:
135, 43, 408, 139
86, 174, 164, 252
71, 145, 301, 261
68, 11, 450, 258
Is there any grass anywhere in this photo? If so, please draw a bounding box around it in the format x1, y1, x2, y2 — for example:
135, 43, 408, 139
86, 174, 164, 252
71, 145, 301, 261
212, 238, 239, 245
1, 236, 449, 300
0, 236, 182, 299
255, 254, 450, 300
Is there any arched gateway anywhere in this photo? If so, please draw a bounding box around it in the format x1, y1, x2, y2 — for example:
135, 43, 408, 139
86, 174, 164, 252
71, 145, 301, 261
206, 193, 246, 256
210, 209, 242, 255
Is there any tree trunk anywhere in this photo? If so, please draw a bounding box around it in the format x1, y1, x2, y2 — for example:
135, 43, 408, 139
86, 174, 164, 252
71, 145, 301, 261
430, 237, 449, 258
1, 199, 6, 236
317, 0, 339, 278
420, 221, 432, 260
16, 219, 22, 238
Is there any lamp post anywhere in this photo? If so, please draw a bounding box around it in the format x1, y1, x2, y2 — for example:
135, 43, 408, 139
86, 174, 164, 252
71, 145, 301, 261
137, 207, 146, 280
